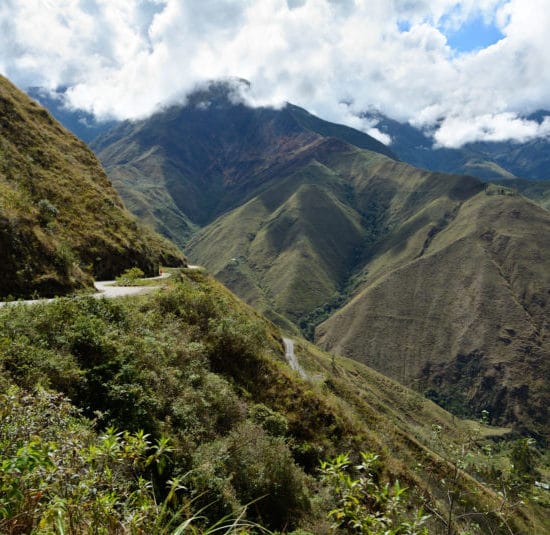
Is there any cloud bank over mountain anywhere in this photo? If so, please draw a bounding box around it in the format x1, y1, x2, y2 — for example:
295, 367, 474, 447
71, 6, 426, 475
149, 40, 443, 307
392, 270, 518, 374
1, 0, 549, 147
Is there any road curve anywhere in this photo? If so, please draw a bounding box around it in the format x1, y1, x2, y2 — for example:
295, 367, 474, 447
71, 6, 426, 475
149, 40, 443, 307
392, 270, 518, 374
282, 337, 307, 379
0, 273, 170, 308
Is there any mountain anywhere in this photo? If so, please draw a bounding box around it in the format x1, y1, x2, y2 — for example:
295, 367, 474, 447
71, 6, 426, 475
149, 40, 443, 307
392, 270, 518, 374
188, 143, 550, 439
371, 111, 550, 181
27, 86, 116, 144
91, 87, 550, 441
316, 185, 550, 439
91, 81, 395, 248
0, 75, 185, 297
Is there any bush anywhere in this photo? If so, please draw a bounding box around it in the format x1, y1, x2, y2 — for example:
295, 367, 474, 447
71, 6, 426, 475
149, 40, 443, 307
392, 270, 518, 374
115, 266, 145, 286
249, 403, 289, 437
320, 452, 430, 534
37, 198, 58, 226
0, 385, 177, 534
192, 421, 311, 530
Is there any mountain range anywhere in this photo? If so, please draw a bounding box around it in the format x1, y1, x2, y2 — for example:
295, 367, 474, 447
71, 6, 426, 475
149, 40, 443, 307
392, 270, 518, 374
1, 76, 548, 532
369, 110, 550, 181
82, 84, 550, 441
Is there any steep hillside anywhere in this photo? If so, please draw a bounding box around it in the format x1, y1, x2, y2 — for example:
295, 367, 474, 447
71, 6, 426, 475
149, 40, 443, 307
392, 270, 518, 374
187, 140, 482, 327
90, 86, 549, 438
0, 270, 545, 533
189, 144, 550, 439
0, 76, 185, 297
317, 188, 550, 439
92, 82, 394, 248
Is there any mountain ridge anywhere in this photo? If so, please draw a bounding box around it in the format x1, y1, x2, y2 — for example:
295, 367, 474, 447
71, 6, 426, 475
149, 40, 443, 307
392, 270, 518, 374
370, 111, 550, 181
54, 85, 550, 439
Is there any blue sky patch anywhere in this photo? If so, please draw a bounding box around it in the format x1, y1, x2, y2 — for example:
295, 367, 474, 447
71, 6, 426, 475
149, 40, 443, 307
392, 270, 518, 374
442, 15, 504, 53
397, 20, 411, 33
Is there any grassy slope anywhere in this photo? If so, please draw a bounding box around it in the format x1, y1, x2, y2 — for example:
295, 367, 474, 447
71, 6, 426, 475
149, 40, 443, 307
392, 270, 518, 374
189, 143, 550, 439
0, 270, 544, 533
493, 178, 550, 211
92, 92, 549, 439
189, 156, 365, 325
189, 144, 484, 326
317, 188, 550, 438
0, 76, 185, 297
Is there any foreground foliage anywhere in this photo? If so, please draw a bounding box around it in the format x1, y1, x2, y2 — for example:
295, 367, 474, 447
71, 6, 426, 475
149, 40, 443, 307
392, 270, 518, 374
0, 271, 546, 533
320, 452, 430, 534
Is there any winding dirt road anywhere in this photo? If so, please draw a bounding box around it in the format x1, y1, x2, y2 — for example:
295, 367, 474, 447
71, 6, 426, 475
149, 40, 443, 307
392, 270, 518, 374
282, 337, 307, 379
0, 273, 170, 308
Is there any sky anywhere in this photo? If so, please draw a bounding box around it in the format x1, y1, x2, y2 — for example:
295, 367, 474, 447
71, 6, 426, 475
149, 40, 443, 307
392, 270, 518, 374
1, 0, 550, 148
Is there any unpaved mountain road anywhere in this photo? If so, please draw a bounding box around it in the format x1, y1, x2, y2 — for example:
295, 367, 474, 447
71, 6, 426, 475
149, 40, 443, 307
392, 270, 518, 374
282, 337, 307, 379
0, 272, 171, 308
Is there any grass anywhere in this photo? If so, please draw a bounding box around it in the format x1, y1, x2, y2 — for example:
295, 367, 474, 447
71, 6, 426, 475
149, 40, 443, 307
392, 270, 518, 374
0, 75, 185, 299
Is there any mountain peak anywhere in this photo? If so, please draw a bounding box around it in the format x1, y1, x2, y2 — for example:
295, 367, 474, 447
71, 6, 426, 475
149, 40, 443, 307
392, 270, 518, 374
185, 78, 251, 109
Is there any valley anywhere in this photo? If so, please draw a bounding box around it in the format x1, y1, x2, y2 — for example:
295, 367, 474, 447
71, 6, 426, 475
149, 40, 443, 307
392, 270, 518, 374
0, 76, 548, 533
87, 84, 549, 442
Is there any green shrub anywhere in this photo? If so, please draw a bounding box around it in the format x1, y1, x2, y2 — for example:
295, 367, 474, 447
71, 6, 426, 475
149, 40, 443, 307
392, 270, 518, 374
37, 198, 58, 226
249, 403, 289, 437
0, 385, 176, 534
192, 421, 311, 530
115, 266, 145, 286
320, 452, 430, 534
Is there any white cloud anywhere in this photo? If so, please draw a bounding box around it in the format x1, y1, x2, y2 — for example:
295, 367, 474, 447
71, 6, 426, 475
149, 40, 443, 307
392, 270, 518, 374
1, 0, 549, 147
434, 113, 550, 147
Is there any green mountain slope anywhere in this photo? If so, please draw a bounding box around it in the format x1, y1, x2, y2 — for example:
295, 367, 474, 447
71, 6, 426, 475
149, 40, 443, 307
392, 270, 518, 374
189, 144, 550, 439
92, 82, 395, 248
188, 141, 482, 329
0, 271, 544, 533
317, 190, 550, 439
0, 76, 185, 297
91, 88, 549, 439
187, 145, 367, 329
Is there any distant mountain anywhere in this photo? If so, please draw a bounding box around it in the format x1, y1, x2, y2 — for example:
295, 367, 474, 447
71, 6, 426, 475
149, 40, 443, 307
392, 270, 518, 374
92, 85, 550, 439
27, 87, 116, 144
92, 82, 395, 248
0, 76, 185, 297
190, 144, 549, 439
372, 111, 550, 181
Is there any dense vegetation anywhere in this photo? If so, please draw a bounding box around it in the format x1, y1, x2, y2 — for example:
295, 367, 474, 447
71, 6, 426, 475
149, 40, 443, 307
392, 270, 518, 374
0, 270, 547, 533
89, 83, 550, 439
0, 75, 185, 299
